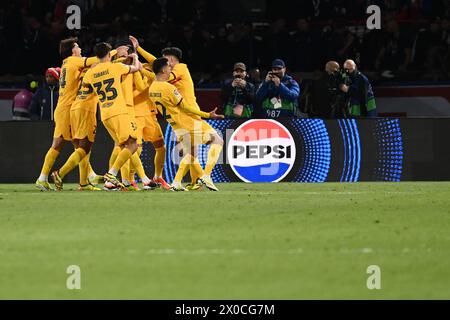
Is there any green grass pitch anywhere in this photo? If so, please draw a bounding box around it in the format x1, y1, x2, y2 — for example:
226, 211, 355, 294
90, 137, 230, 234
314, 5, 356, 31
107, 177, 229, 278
0, 182, 450, 299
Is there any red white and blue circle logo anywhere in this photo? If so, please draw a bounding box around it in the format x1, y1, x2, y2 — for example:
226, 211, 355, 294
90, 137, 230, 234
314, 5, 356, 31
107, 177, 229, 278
227, 119, 296, 183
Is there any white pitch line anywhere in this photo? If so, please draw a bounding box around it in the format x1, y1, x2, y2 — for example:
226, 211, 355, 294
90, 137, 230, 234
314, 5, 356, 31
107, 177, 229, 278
142, 248, 304, 255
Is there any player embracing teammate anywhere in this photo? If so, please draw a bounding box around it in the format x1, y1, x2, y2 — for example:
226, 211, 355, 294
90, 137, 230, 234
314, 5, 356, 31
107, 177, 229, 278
35, 36, 224, 192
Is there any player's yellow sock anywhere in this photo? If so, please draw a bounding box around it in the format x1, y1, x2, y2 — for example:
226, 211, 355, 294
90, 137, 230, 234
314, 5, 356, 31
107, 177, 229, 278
189, 165, 201, 184
129, 152, 146, 180
191, 157, 204, 180
79, 153, 90, 185
59, 148, 87, 179
129, 146, 142, 181
109, 146, 121, 169
86, 152, 94, 177
40, 147, 60, 179
204, 143, 223, 176
154, 146, 165, 178
120, 160, 131, 184
174, 155, 193, 183
174, 155, 203, 183
110, 148, 132, 175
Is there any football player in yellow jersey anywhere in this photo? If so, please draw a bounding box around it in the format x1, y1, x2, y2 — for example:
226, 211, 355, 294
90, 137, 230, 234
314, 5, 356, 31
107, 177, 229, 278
82, 42, 152, 191
149, 57, 224, 191
133, 63, 171, 190
130, 36, 224, 190
162, 47, 223, 190
35, 37, 117, 191
108, 46, 158, 191
50, 67, 101, 191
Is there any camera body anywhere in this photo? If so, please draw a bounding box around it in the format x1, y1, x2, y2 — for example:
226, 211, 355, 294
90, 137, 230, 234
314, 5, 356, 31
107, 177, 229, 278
327, 69, 350, 117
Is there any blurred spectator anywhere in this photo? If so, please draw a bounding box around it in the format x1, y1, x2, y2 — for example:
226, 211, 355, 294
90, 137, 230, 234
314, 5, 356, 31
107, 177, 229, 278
1, 0, 450, 84
375, 19, 413, 77
289, 18, 314, 72
29, 67, 60, 121
256, 59, 300, 118
221, 62, 255, 118
248, 68, 262, 88
325, 18, 357, 65
12, 80, 38, 120
339, 59, 377, 118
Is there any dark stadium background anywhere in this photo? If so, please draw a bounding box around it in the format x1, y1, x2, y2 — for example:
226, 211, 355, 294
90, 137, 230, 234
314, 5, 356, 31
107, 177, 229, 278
1, 1, 449, 81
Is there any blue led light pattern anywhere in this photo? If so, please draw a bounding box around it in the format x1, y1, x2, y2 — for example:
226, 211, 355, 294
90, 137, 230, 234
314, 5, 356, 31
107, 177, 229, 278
290, 119, 331, 182
373, 119, 403, 181
337, 119, 361, 182
144, 119, 403, 183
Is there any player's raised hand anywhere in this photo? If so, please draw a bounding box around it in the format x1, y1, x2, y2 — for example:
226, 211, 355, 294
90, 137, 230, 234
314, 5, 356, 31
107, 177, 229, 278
129, 35, 139, 49
137, 60, 143, 71
209, 107, 224, 119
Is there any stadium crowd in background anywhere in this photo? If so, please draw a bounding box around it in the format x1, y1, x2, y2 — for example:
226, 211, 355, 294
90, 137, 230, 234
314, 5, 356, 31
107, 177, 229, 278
1, 0, 450, 119
1, 0, 450, 82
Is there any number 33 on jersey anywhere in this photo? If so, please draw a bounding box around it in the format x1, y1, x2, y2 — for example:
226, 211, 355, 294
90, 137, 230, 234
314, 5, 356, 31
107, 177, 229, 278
83, 62, 132, 121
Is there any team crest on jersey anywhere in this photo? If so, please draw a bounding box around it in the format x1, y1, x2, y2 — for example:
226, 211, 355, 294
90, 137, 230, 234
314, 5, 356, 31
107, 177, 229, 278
227, 119, 296, 183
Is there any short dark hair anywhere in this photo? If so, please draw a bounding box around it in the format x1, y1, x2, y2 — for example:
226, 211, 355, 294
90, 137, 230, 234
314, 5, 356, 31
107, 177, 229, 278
94, 42, 112, 59
59, 37, 78, 59
161, 47, 182, 61
127, 45, 135, 55
152, 57, 169, 74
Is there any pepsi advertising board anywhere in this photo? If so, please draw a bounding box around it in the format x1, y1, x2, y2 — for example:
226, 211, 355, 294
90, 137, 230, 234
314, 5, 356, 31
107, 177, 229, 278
156, 118, 450, 183
0, 119, 450, 183
227, 120, 296, 183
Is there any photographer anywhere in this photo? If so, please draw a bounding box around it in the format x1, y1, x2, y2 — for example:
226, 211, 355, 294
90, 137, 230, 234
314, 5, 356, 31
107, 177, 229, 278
256, 59, 300, 118
221, 62, 255, 118
325, 61, 349, 118
339, 59, 377, 118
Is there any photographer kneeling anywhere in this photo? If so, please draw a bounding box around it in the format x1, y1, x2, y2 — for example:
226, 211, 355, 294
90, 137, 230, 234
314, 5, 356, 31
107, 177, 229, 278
256, 59, 300, 118
221, 62, 255, 118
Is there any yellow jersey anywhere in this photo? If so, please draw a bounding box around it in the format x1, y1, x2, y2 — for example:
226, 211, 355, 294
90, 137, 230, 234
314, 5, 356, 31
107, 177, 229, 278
58, 56, 89, 110
133, 71, 156, 117
122, 73, 134, 108
70, 69, 98, 113
57, 51, 116, 111
168, 63, 200, 113
83, 62, 131, 121
148, 80, 209, 133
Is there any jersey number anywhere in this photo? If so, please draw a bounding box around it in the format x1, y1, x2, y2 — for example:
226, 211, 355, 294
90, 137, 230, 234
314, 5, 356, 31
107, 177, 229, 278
155, 101, 171, 119
78, 77, 93, 95
93, 78, 117, 102
60, 68, 67, 88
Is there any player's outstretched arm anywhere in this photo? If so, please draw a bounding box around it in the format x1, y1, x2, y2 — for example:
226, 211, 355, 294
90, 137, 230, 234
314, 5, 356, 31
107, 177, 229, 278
140, 67, 155, 81
133, 71, 147, 92
208, 107, 225, 119
128, 53, 142, 74
129, 35, 157, 64
179, 100, 224, 119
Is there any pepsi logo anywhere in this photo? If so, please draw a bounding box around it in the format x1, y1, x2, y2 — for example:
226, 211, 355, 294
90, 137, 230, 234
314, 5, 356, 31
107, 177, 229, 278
227, 119, 296, 182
